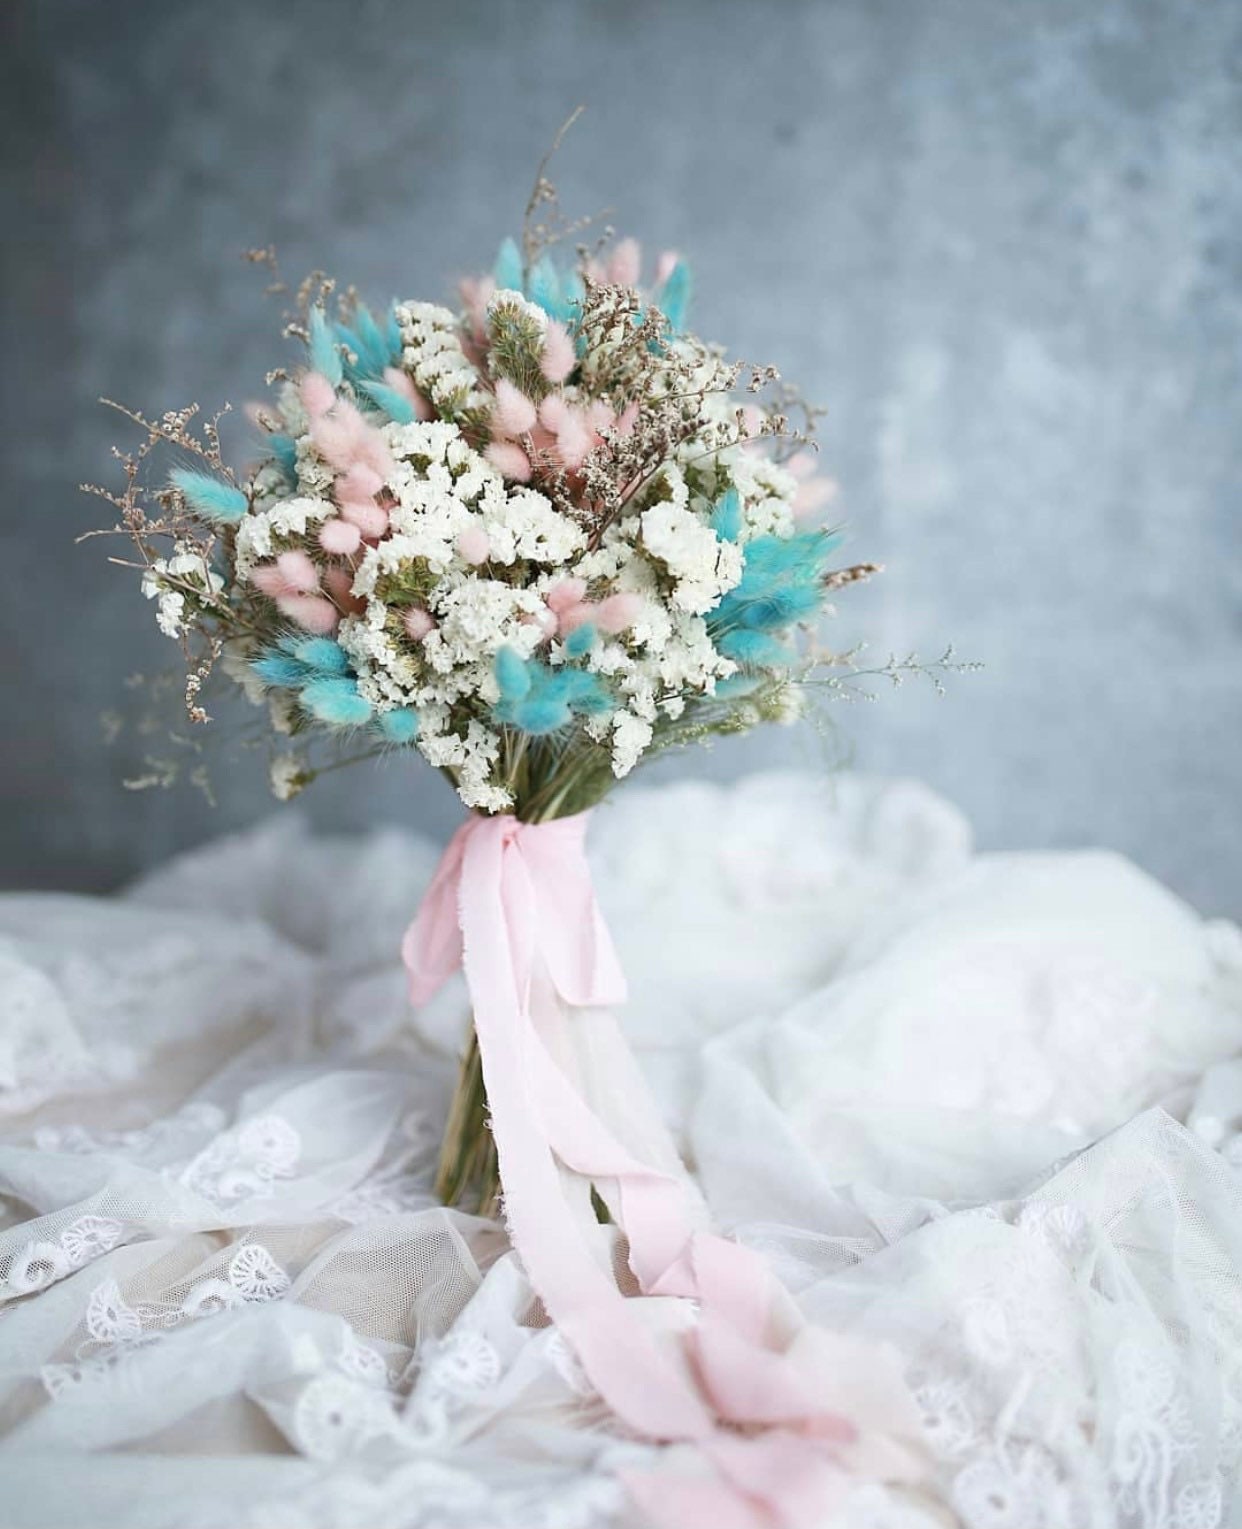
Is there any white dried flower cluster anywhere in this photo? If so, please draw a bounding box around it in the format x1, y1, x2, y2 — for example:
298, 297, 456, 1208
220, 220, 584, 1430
395, 303, 489, 422
141, 549, 224, 638
227, 395, 807, 806
136, 253, 844, 819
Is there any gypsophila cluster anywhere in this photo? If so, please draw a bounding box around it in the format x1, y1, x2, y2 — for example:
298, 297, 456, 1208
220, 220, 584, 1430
97, 221, 883, 820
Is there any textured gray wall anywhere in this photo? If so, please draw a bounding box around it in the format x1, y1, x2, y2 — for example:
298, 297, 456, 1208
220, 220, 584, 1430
4, 0, 1240, 914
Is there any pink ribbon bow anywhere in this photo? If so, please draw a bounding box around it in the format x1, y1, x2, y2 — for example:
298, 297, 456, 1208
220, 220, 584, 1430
403, 811, 924, 1527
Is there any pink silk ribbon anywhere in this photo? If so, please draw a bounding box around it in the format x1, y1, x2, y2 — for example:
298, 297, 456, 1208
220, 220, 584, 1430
403, 811, 924, 1527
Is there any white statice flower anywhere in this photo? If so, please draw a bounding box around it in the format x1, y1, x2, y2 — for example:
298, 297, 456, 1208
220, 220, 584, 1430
481, 487, 586, 566
726, 450, 800, 540
426, 578, 547, 671
141, 550, 224, 639
235, 494, 333, 578
395, 302, 489, 422
269, 753, 310, 801
611, 712, 654, 779
338, 604, 422, 710
486, 287, 548, 339
415, 715, 509, 812
640, 498, 743, 615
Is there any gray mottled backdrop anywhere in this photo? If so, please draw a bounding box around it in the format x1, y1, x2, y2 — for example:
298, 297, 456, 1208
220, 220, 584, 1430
3, 0, 1240, 912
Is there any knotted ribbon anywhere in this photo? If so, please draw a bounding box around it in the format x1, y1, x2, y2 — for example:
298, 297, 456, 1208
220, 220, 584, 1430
403, 811, 924, 1526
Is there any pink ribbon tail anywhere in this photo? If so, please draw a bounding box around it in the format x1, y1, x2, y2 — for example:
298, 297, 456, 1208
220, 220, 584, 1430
403, 811, 926, 1526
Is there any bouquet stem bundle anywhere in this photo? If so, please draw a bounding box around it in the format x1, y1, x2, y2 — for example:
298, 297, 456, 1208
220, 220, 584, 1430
435, 1027, 497, 1214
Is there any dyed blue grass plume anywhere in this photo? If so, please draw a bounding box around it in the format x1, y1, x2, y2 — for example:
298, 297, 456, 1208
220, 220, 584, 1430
493, 647, 612, 735
170, 469, 248, 524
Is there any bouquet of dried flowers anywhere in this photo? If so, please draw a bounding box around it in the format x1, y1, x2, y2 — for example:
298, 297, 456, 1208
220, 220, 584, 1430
90, 143, 966, 1215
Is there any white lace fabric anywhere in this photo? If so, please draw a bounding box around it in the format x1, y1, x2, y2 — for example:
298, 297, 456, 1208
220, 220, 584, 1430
1, 771, 1241, 1528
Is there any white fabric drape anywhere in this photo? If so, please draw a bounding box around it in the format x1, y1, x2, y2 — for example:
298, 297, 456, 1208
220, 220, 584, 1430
2, 771, 1241, 1528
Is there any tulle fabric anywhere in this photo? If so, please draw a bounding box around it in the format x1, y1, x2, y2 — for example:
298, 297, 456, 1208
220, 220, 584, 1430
2, 771, 1241, 1528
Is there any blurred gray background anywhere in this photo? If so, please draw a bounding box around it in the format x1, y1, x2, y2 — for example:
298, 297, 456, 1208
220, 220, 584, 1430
3, 0, 1240, 912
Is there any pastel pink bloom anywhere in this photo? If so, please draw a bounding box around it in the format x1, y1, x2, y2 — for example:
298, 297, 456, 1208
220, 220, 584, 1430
545, 578, 588, 614
251, 564, 295, 600
655, 250, 679, 286
320, 517, 363, 555
585, 399, 616, 435
485, 440, 532, 482
538, 394, 569, 432
300, 371, 337, 420
608, 237, 642, 288
403, 607, 435, 641
278, 594, 339, 634
538, 394, 593, 470
337, 462, 384, 501
459, 275, 496, 341
338, 497, 390, 540
557, 601, 594, 635
455, 523, 491, 565
275, 549, 320, 592
311, 395, 394, 480
492, 378, 538, 439
787, 449, 839, 518
593, 592, 644, 634
251, 549, 323, 601
322, 566, 365, 616
540, 320, 576, 384
382, 367, 433, 420
615, 402, 639, 436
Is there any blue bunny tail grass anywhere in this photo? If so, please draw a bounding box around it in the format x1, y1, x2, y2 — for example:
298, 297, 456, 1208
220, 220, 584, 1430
377, 707, 420, 744
169, 469, 248, 524
306, 307, 343, 387
495, 646, 533, 701
359, 381, 416, 424
711, 486, 743, 543
281, 635, 350, 676
251, 652, 308, 689
655, 260, 692, 332
266, 434, 298, 479
508, 695, 572, 735
300, 677, 373, 728
715, 629, 794, 668
563, 622, 597, 658
493, 237, 524, 293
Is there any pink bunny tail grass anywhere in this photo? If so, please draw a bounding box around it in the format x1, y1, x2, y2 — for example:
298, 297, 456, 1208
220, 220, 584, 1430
300, 371, 338, 419
608, 237, 642, 288
556, 601, 594, 635
275, 549, 321, 593
492, 378, 538, 438
277, 594, 339, 634
538, 393, 569, 432
614, 401, 640, 437
321, 565, 365, 616
455, 524, 491, 565
552, 411, 594, 470
655, 250, 680, 286
250, 564, 297, 600
545, 577, 588, 614
382, 367, 434, 420
593, 592, 644, 634
540, 321, 577, 384
485, 440, 532, 482
339, 497, 390, 540
793, 477, 840, 519
403, 606, 435, 641
337, 462, 384, 501
459, 275, 496, 341
320, 517, 363, 555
